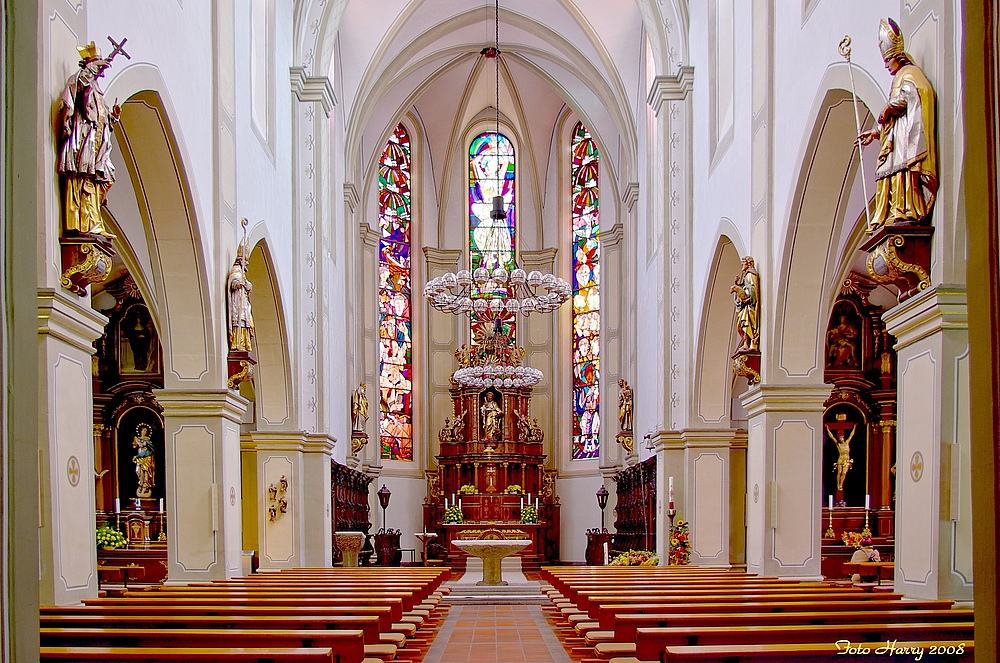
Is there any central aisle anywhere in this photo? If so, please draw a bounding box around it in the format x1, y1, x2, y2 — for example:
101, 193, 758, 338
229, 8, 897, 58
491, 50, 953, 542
422, 604, 573, 663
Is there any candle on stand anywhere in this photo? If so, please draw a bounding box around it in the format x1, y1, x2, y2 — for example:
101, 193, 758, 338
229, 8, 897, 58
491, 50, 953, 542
535, 498, 539, 510
828, 495, 833, 510
458, 497, 462, 509
520, 497, 524, 509
668, 476, 674, 509
865, 494, 870, 510
159, 498, 164, 512
114, 498, 120, 513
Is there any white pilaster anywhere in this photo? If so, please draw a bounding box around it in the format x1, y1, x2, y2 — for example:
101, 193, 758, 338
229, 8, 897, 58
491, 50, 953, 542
38, 289, 106, 604
883, 285, 973, 600
246, 431, 335, 569
157, 390, 248, 582
683, 428, 747, 567
741, 385, 829, 579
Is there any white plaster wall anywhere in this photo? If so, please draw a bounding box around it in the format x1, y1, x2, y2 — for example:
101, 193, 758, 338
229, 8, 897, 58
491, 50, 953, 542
557, 475, 608, 563
376, 476, 427, 557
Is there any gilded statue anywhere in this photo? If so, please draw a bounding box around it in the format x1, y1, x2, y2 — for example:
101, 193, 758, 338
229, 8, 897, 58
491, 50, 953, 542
480, 391, 503, 442
516, 411, 544, 444
57, 41, 125, 239
618, 379, 633, 432
351, 382, 369, 432
857, 18, 937, 228
132, 423, 155, 498
438, 411, 465, 445
731, 256, 760, 355
454, 344, 471, 368
826, 416, 857, 492
227, 222, 255, 352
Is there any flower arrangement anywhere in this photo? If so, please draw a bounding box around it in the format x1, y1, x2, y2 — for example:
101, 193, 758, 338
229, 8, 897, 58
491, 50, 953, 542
842, 531, 864, 549
458, 484, 477, 494
444, 504, 464, 523
503, 484, 523, 494
96, 524, 127, 550
519, 504, 538, 523
610, 549, 659, 566
668, 518, 691, 565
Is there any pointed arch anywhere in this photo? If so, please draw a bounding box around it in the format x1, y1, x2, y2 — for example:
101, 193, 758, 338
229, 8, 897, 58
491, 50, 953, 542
246, 240, 292, 427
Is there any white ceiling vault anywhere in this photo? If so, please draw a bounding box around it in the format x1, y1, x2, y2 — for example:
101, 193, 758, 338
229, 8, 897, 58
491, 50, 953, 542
293, 0, 690, 208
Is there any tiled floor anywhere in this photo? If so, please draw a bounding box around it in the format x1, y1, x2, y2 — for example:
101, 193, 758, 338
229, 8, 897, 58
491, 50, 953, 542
422, 604, 573, 663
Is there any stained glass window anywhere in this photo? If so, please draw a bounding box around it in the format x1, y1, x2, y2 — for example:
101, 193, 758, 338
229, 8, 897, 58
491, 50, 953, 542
572, 122, 600, 460
469, 132, 516, 344
378, 124, 413, 461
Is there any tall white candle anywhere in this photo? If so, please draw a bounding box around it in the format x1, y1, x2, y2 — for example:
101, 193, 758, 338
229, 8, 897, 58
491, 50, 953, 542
828, 495, 833, 510
159, 498, 164, 512
668, 476, 674, 502
865, 494, 870, 510
535, 498, 539, 510
520, 497, 524, 509
114, 498, 120, 513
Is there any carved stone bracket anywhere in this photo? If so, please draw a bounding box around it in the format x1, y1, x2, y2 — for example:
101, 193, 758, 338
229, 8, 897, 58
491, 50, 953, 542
227, 349, 257, 390
615, 431, 634, 455
860, 226, 934, 303
60, 234, 114, 296
350, 431, 369, 456
733, 351, 761, 386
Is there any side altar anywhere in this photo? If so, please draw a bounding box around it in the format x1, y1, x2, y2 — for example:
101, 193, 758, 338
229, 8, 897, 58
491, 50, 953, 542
422, 328, 560, 570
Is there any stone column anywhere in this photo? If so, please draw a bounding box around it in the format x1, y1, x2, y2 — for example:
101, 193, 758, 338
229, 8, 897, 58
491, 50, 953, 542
37, 290, 106, 604
741, 385, 829, 578
246, 431, 335, 569
683, 429, 747, 567
157, 391, 247, 582
883, 286, 972, 600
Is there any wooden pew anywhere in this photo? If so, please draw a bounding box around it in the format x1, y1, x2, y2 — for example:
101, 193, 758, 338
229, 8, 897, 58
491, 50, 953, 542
39, 647, 336, 662
39, 613, 382, 643
575, 587, 864, 613
40, 628, 366, 663
660, 640, 973, 662
83, 596, 405, 622
141, 589, 418, 612
634, 621, 974, 661
595, 599, 955, 630
42, 604, 395, 633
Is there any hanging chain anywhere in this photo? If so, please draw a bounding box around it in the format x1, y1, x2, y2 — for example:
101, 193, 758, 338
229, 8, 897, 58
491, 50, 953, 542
495, 0, 500, 143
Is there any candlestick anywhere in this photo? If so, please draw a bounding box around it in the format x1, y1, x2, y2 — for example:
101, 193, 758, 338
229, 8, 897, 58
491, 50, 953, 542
865, 494, 870, 510
828, 494, 833, 510
159, 498, 164, 512
114, 498, 120, 513
535, 498, 539, 510
668, 475, 674, 502
825, 503, 836, 539
520, 497, 524, 509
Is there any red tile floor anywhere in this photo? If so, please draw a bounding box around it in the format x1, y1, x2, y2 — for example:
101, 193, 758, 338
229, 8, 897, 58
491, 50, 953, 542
424, 604, 573, 663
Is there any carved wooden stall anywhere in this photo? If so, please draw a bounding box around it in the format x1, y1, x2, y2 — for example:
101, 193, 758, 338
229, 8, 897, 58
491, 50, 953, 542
820, 275, 898, 576
422, 336, 560, 570
92, 275, 167, 583
610, 457, 656, 555
331, 461, 374, 564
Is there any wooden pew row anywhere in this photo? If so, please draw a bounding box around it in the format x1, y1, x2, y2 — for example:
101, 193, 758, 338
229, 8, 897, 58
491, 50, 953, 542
630, 621, 974, 661
656, 640, 973, 663
595, 599, 955, 630
40, 647, 336, 662
40, 628, 366, 663
42, 605, 395, 634
540, 568, 756, 594
574, 587, 865, 613
554, 580, 840, 606
140, 589, 418, 613
168, 584, 441, 609
39, 613, 382, 643
83, 596, 406, 622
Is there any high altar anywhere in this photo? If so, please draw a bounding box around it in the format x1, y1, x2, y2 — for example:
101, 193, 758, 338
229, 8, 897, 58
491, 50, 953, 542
422, 332, 560, 570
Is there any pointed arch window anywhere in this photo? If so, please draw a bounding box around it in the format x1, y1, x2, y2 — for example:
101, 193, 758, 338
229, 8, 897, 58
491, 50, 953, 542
469, 132, 516, 344
378, 124, 413, 461
571, 122, 600, 460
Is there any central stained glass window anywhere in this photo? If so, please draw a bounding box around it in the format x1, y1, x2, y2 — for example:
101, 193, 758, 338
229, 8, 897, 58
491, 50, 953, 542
378, 124, 413, 461
571, 122, 600, 460
469, 132, 516, 344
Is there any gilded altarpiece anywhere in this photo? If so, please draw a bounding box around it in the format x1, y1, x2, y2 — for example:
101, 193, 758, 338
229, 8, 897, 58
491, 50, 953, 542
820, 275, 898, 577
423, 345, 560, 569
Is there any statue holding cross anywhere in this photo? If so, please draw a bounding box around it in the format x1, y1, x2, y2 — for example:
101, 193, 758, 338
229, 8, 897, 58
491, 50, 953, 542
56, 36, 131, 239
825, 413, 857, 505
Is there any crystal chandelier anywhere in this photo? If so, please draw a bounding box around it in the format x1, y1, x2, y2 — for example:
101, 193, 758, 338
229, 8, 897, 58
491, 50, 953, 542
423, 266, 571, 321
